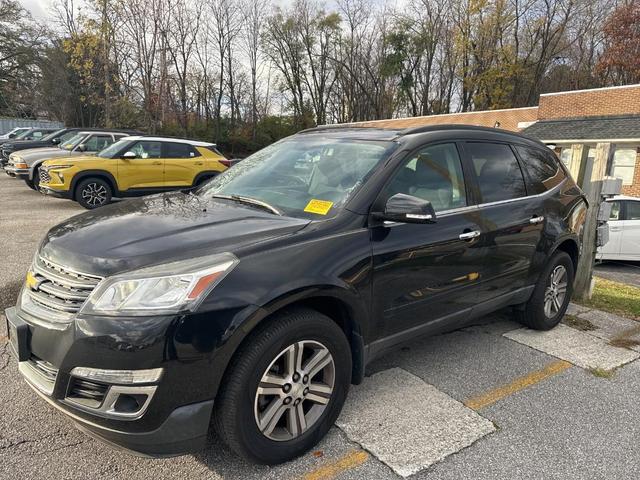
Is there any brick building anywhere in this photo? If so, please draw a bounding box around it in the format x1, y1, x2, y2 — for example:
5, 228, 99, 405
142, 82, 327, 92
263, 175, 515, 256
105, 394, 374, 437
347, 84, 640, 197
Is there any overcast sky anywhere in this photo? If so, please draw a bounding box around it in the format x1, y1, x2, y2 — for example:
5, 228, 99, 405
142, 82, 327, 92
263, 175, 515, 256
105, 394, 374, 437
21, 0, 50, 19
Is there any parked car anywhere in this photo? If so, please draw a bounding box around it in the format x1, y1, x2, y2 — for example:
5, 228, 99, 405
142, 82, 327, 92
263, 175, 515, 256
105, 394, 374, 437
0, 128, 60, 165
38, 136, 228, 209
0, 127, 32, 140
0, 127, 136, 168
5, 131, 132, 190
5, 125, 586, 464
597, 195, 640, 261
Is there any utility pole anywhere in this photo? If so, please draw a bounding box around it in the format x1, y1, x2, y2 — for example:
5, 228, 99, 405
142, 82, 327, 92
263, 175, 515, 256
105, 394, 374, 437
573, 142, 612, 300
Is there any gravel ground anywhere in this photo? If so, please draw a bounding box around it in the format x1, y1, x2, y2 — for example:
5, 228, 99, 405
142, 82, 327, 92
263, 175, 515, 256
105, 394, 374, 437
2, 173, 640, 479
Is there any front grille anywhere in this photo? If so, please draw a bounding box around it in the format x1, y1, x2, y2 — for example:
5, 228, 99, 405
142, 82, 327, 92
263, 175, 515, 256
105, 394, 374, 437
25, 256, 102, 316
67, 378, 109, 408
39, 169, 51, 183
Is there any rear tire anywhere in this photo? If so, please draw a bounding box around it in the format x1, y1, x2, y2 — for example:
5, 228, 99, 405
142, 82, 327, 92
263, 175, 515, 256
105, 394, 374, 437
75, 177, 112, 209
213, 307, 351, 464
515, 251, 574, 330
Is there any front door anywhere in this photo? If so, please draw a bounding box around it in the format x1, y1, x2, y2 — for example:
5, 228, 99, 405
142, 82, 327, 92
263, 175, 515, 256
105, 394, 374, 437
599, 200, 623, 259
371, 142, 485, 340
620, 200, 640, 260
116, 140, 164, 190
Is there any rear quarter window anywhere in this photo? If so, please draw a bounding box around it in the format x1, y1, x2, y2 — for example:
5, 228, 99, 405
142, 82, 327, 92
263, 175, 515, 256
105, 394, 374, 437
515, 146, 566, 194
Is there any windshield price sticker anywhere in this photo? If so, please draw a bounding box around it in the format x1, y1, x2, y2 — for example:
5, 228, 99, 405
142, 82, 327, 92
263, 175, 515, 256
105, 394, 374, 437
304, 199, 334, 215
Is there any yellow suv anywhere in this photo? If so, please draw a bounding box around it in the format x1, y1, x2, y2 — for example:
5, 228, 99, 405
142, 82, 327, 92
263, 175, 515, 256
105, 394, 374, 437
39, 136, 229, 209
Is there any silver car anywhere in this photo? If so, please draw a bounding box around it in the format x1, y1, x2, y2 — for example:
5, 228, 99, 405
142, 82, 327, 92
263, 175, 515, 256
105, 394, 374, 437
4, 131, 129, 189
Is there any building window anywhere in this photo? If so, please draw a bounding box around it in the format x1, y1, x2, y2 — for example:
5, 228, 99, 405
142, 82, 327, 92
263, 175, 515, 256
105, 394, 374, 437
611, 148, 638, 186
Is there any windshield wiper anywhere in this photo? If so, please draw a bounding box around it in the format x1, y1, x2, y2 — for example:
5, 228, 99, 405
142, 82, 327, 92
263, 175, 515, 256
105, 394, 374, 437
209, 194, 282, 216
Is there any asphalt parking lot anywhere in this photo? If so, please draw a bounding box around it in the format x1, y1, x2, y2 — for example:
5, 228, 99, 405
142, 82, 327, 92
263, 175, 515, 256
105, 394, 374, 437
2, 173, 640, 479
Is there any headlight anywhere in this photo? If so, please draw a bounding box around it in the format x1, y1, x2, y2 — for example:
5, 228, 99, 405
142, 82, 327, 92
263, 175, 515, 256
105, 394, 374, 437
80, 252, 238, 316
44, 164, 73, 171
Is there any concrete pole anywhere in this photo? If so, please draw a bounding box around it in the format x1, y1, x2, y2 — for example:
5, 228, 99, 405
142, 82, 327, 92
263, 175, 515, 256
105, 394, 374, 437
573, 142, 612, 300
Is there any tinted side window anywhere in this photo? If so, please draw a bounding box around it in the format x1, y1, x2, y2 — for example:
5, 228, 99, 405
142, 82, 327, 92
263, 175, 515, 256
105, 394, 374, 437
385, 143, 466, 212
166, 142, 197, 158
467, 142, 527, 203
515, 146, 566, 194
626, 201, 640, 221
130, 141, 162, 159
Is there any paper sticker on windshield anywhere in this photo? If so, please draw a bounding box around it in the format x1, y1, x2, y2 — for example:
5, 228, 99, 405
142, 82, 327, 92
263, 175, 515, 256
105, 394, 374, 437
304, 199, 334, 215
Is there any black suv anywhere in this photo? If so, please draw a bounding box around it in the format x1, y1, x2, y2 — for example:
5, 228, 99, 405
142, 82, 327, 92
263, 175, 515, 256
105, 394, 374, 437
0, 128, 139, 167
6, 125, 587, 464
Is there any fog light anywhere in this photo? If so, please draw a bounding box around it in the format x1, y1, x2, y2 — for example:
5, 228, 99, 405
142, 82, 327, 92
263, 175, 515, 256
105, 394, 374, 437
71, 367, 163, 385
113, 393, 148, 413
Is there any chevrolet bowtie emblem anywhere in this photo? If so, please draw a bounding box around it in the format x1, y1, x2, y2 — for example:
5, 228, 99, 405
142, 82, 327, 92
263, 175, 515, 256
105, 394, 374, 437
25, 271, 41, 290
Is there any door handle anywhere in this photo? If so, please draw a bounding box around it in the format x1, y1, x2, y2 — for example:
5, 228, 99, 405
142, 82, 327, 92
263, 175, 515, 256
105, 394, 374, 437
530, 215, 545, 224
151, 161, 162, 165
194, 161, 204, 166
459, 230, 481, 241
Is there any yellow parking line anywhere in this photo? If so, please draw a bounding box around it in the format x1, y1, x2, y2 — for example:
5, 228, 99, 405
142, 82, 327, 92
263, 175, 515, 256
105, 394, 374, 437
302, 449, 369, 480
464, 360, 572, 410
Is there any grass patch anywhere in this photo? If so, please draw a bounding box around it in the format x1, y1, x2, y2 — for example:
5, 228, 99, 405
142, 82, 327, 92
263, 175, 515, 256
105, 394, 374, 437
575, 277, 640, 321
589, 367, 615, 379
562, 314, 597, 331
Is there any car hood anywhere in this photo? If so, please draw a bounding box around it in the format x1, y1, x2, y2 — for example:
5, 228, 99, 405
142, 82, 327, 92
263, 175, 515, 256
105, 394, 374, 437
42, 154, 96, 166
2, 139, 51, 150
11, 147, 74, 165
40, 192, 311, 277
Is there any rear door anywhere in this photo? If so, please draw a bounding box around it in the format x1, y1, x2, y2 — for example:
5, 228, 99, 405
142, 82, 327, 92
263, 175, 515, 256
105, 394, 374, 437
163, 142, 202, 187
620, 200, 640, 260
370, 142, 486, 339
116, 140, 164, 190
462, 141, 544, 304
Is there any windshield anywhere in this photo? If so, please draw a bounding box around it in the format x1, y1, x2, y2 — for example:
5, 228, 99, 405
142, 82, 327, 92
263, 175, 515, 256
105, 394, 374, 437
60, 133, 86, 150
15, 129, 32, 139
98, 138, 132, 158
197, 136, 396, 219
42, 129, 66, 142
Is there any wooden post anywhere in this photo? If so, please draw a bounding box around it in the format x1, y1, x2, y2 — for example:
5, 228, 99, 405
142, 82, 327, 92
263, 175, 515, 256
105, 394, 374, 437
573, 142, 612, 300
568, 143, 587, 184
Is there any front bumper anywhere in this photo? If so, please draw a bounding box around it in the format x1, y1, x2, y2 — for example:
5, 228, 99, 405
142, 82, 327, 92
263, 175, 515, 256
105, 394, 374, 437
4, 165, 29, 178
5, 305, 216, 456
40, 185, 72, 199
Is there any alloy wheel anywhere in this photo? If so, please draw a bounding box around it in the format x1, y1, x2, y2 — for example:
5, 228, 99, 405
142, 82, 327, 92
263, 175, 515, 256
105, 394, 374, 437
544, 265, 568, 318
254, 340, 335, 441
81, 183, 108, 207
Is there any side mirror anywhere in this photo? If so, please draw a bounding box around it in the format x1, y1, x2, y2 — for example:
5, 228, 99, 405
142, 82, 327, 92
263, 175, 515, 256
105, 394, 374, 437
376, 193, 436, 224
77, 143, 87, 152
8, 133, 15, 138
122, 151, 136, 159
51, 138, 61, 144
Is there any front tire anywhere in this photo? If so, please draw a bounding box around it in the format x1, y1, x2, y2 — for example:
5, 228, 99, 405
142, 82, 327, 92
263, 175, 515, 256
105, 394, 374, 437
214, 308, 352, 464
516, 251, 574, 330
75, 177, 113, 209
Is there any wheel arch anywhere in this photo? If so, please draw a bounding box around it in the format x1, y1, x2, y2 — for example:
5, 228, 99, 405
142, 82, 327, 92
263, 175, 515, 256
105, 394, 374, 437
193, 171, 219, 186
70, 170, 118, 200
551, 236, 580, 272
223, 288, 367, 389
29, 159, 44, 180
